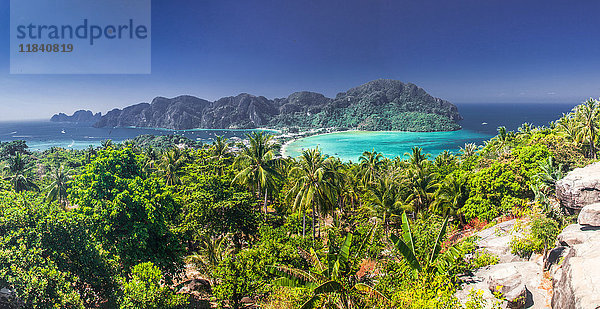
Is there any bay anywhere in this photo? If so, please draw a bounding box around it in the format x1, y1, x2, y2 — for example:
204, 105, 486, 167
283, 103, 578, 161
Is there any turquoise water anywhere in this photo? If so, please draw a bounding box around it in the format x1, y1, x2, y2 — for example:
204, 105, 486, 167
283, 103, 578, 161
283, 130, 490, 161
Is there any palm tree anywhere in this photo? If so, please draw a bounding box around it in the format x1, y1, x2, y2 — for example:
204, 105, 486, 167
497, 126, 508, 145
101, 139, 113, 149
287, 148, 337, 238
556, 113, 582, 143
357, 150, 384, 186
362, 175, 402, 235
45, 165, 71, 209
157, 148, 187, 186
459, 143, 480, 159
432, 174, 468, 224
210, 135, 232, 161
404, 168, 438, 215
405, 147, 428, 172
142, 147, 159, 173
270, 230, 389, 309
575, 98, 600, 158
3, 153, 39, 192
234, 132, 280, 215
518, 122, 534, 136
186, 235, 232, 287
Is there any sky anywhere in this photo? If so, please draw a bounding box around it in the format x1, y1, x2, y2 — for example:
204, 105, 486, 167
1, 0, 600, 120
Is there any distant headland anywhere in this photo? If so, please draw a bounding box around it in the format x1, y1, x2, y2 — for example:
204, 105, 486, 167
51, 79, 462, 132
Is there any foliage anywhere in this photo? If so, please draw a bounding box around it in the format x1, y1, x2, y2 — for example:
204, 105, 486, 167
120, 262, 188, 309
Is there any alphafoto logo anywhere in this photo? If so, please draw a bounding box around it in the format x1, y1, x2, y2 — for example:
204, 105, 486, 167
10, 0, 151, 74
16, 19, 149, 46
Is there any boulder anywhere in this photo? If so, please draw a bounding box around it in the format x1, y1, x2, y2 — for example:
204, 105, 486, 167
577, 203, 600, 226
556, 224, 600, 247
551, 238, 600, 308
544, 246, 566, 271
476, 219, 525, 263
556, 162, 600, 214
487, 264, 527, 308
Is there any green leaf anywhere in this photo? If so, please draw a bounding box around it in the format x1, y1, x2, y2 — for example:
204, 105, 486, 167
313, 280, 343, 295
429, 215, 450, 267
401, 212, 415, 253
390, 233, 421, 271
300, 295, 320, 309
338, 233, 353, 265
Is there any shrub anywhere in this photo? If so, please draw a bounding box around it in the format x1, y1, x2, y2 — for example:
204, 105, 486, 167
120, 262, 188, 309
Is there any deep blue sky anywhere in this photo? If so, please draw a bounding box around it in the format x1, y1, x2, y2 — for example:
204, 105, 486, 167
1, 0, 600, 120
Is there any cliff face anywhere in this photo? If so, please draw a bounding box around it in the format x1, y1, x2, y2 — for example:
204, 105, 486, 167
60, 79, 462, 131
50, 110, 102, 123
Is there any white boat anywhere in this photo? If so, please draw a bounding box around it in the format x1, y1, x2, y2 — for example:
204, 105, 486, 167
481, 122, 488, 125
61, 129, 66, 134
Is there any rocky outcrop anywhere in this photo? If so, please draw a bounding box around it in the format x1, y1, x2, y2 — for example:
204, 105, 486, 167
550, 203, 600, 309
556, 162, 600, 214
456, 219, 551, 308
50, 110, 101, 123
577, 203, 600, 226
60, 79, 463, 132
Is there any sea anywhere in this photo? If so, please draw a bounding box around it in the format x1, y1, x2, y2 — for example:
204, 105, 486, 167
283, 103, 578, 161
0, 103, 577, 159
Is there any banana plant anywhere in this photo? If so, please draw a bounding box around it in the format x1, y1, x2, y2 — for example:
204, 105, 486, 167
390, 212, 460, 274
269, 228, 389, 309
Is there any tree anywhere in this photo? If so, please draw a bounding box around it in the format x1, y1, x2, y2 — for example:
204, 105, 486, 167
460, 143, 480, 159
575, 98, 600, 158
432, 174, 468, 224
157, 148, 187, 186
186, 235, 232, 286
287, 148, 337, 238
406, 147, 428, 172
404, 168, 438, 215
45, 165, 71, 209
357, 150, 384, 186
363, 176, 402, 235
270, 231, 389, 309
120, 262, 188, 309
234, 132, 280, 215
69, 147, 184, 277
3, 153, 38, 192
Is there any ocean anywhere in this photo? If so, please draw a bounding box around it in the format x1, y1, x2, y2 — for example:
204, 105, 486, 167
0, 103, 577, 158
0, 121, 267, 151
283, 103, 578, 161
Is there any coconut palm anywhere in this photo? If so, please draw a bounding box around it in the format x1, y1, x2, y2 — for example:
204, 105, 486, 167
45, 165, 71, 209
3, 153, 39, 192
459, 143, 480, 159
556, 113, 582, 143
357, 150, 384, 186
287, 148, 337, 238
157, 147, 187, 186
186, 235, 232, 286
405, 147, 428, 172
432, 174, 468, 224
362, 175, 402, 235
575, 98, 600, 158
101, 139, 113, 149
404, 168, 438, 215
210, 135, 232, 162
234, 132, 280, 214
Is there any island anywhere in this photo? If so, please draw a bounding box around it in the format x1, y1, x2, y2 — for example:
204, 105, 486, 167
51, 79, 462, 132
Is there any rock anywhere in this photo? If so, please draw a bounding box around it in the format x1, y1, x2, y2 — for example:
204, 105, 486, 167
488, 264, 527, 308
457, 261, 550, 309
556, 224, 600, 247
556, 162, 600, 214
476, 219, 525, 263
551, 238, 600, 308
544, 246, 566, 271
577, 203, 600, 226
177, 278, 211, 294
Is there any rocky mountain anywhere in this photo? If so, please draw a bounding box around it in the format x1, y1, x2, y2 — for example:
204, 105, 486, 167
50, 110, 102, 123
56, 79, 463, 132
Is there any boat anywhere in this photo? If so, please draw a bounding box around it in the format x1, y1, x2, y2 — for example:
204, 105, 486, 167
481, 122, 488, 125
61, 129, 66, 134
